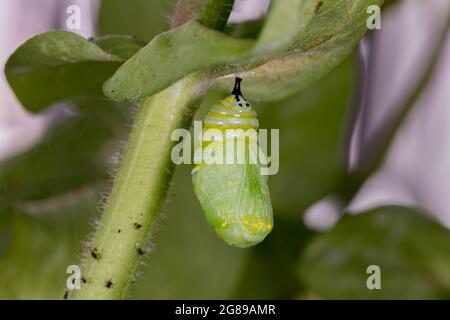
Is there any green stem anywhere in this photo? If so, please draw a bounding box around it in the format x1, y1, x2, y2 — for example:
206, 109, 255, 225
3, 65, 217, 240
172, 0, 235, 30
199, 0, 235, 31
71, 0, 236, 300
171, 0, 203, 28
72, 75, 211, 299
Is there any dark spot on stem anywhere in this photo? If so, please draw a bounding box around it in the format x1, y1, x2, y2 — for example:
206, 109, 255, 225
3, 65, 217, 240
81, 277, 87, 284
117, 229, 121, 233
134, 222, 142, 229
90, 247, 100, 260
105, 280, 113, 289
315, 1, 323, 14
63, 291, 69, 300
137, 248, 145, 256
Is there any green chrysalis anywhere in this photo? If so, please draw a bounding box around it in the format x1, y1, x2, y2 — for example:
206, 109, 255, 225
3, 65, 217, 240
192, 77, 273, 248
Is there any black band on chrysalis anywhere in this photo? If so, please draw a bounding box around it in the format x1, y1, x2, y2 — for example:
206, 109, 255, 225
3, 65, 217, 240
232, 77, 243, 101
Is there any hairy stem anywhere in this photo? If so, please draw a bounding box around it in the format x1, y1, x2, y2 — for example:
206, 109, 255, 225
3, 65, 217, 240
199, 0, 235, 31
172, 0, 235, 30
72, 75, 211, 299
72, 0, 236, 300
172, 0, 203, 28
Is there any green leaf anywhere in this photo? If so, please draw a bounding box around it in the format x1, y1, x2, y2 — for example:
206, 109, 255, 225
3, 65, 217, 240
94, 36, 146, 60
103, 0, 323, 102
0, 202, 97, 299
98, 0, 173, 42
0, 211, 13, 260
4, 31, 127, 112
225, 19, 265, 39
104, 0, 383, 101
291, 0, 383, 48
298, 206, 450, 299
259, 56, 354, 215
231, 216, 315, 299
0, 99, 126, 203
0, 98, 128, 299
254, 0, 319, 53
130, 166, 248, 299
215, 0, 384, 102
103, 20, 254, 101
105, 0, 381, 102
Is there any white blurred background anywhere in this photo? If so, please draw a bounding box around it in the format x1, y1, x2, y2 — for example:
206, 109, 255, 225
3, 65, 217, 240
303, 0, 450, 230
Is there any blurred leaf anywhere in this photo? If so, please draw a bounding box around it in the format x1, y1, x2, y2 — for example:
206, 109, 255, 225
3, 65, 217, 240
225, 19, 265, 39
0, 99, 126, 203
291, 0, 383, 48
94, 36, 146, 60
130, 166, 248, 299
104, 20, 254, 101
98, 0, 172, 42
4, 31, 130, 112
298, 206, 450, 299
0, 211, 13, 259
384, 0, 399, 8
258, 56, 354, 215
231, 216, 315, 299
254, 0, 318, 53
0, 200, 97, 299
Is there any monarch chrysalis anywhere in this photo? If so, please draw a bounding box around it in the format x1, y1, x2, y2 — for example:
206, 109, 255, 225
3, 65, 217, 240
192, 77, 273, 248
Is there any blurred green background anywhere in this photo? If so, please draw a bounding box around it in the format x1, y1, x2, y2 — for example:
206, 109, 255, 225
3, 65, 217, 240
0, 0, 449, 299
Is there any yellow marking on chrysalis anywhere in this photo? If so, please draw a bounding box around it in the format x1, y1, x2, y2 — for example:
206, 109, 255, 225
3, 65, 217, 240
207, 111, 256, 119
203, 123, 257, 130
216, 102, 234, 111
225, 96, 236, 103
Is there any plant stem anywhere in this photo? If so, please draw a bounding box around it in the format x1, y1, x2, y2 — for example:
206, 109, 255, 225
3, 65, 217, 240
199, 0, 235, 31
172, 0, 203, 28
172, 0, 235, 31
72, 75, 211, 299
72, 0, 235, 299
